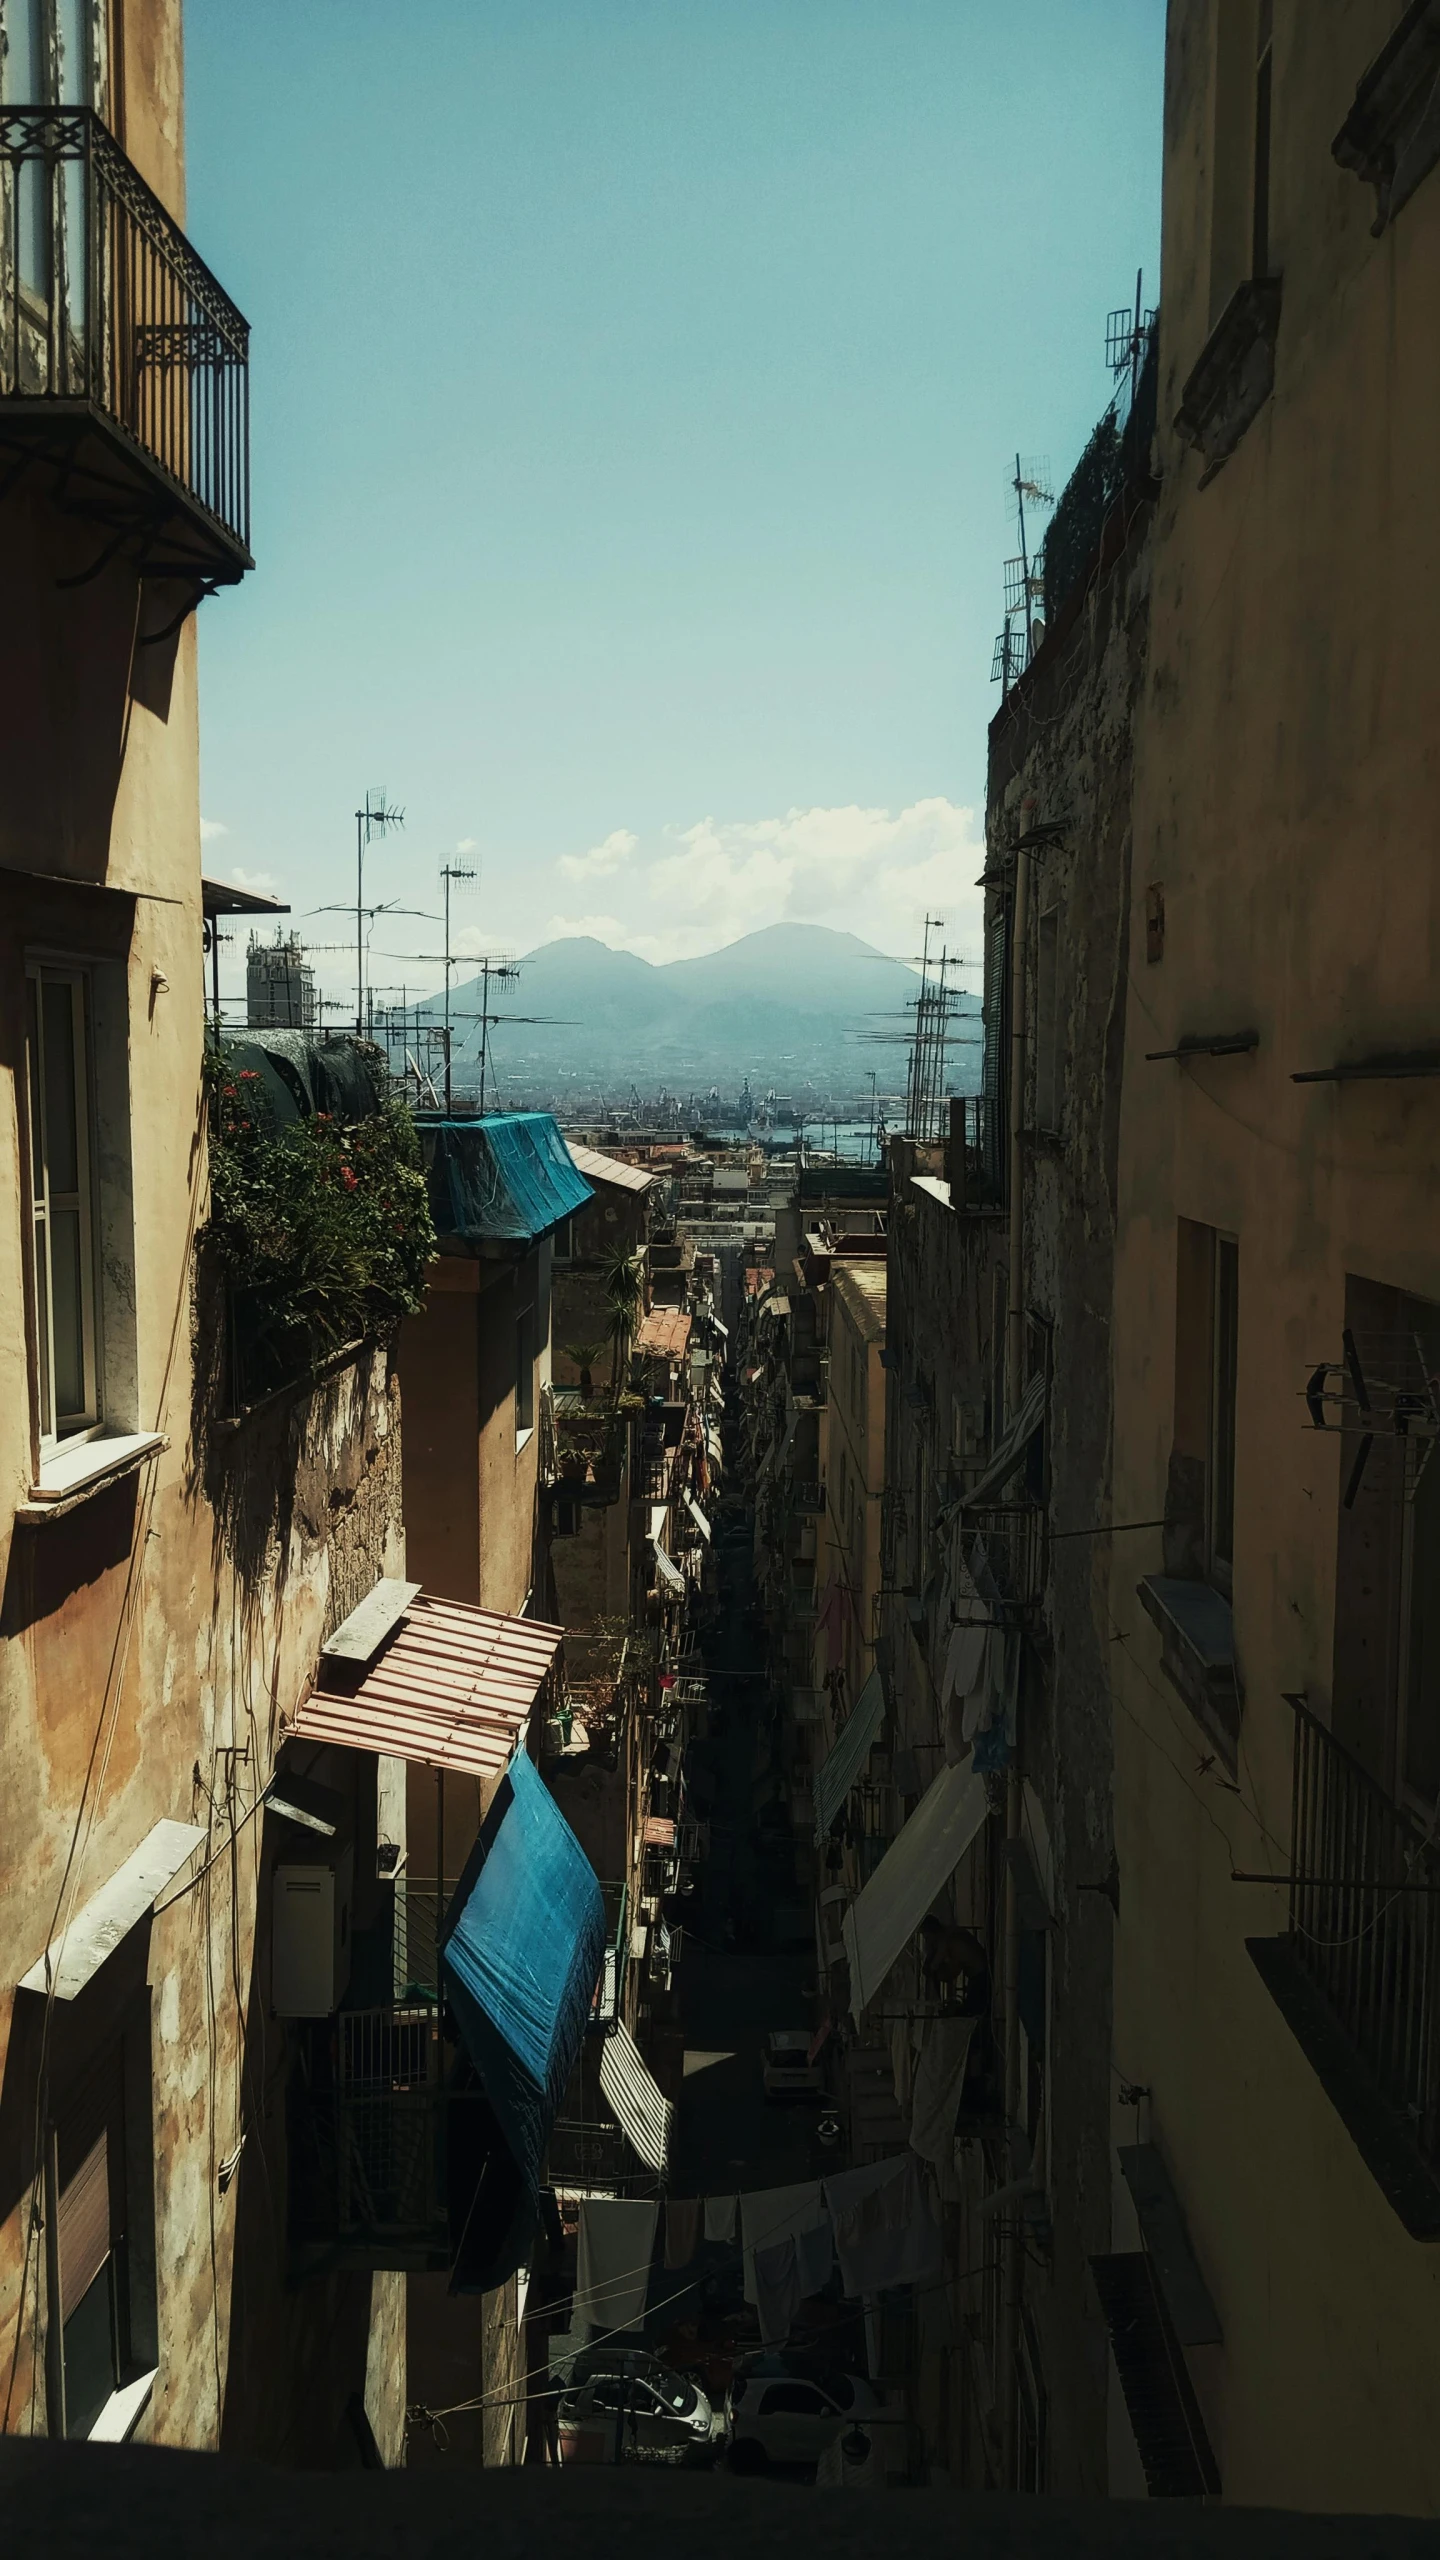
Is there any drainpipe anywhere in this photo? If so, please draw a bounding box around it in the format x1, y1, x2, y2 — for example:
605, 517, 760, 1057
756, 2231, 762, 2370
998, 814, 1031, 2488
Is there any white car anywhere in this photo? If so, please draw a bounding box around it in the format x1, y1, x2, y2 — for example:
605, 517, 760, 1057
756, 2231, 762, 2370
761, 2027, 824, 2099
727, 2363, 883, 2468
558, 2368, 721, 2463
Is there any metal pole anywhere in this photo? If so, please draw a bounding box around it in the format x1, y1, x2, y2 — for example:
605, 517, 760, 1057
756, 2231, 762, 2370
356, 804, 365, 1037
435, 1769, 445, 1996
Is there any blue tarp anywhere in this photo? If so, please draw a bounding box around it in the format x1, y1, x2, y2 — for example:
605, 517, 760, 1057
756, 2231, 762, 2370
418, 1112, 594, 1245
441, 1748, 605, 2288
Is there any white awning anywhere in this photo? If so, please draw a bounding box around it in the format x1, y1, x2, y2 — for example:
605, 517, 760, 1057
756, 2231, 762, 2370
963, 1369, 1046, 1509
812, 1665, 886, 1844
842, 1760, 989, 2018
19, 1819, 206, 2000
648, 1504, 669, 1544
685, 1492, 712, 1542
654, 1544, 685, 1595
599, 2021, 673, 2173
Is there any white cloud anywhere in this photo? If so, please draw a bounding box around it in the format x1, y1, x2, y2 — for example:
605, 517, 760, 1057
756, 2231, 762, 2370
557, 828, 640, 885
539, 798, 983, 969
456, 836, 477, 853
200, 817, 227, 841
227, 864, 279, 895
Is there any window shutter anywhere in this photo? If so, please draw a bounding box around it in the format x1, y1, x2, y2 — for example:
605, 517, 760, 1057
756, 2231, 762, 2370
58, 2131, 111, 2318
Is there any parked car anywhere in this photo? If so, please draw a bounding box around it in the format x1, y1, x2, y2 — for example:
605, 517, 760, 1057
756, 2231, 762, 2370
762, 2027, 824, 2099
557, 2366, 721, 2462
726, 2361, 883, 2468
568, 2345, 681, 2393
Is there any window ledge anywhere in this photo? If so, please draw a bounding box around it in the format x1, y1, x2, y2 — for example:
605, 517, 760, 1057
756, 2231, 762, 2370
1137, 1574, 1242, 1770
21, 1431, 165, 1518
86, 2365, 158, 2443
1247, 1935, 1440, 2241
1175, 277, 1282, 485
1333, 1, 1440, 234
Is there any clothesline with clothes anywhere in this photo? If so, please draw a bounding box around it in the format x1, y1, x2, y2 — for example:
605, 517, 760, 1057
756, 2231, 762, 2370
573, 2150, 944, 2347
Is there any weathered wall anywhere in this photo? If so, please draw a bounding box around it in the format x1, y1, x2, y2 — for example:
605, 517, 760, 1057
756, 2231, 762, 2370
0, 0, 405, 2460
1108, 0, 1440, 2512
985, 484, 1151, 2497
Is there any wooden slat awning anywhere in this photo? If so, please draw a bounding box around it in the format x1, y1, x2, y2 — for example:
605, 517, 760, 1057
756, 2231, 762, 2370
286, 1592, 564, 1778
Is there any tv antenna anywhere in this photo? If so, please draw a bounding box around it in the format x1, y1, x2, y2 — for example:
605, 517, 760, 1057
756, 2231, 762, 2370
439, 858, 477, 1109
354, 788, 405, 1034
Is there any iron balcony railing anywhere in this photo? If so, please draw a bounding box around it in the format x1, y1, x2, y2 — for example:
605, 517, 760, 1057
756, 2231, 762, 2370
0, 106, 250, 573
1286, 1697, 1440, 2166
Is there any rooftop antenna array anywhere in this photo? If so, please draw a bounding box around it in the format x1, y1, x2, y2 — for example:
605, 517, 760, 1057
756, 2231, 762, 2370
993, 455, 1052, 697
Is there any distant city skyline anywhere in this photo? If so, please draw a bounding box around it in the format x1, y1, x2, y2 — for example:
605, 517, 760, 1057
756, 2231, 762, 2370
187, 0, 1163, 1013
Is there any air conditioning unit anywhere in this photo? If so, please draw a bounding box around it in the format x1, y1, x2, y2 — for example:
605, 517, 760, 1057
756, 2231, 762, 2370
272, 1848, 354, 2016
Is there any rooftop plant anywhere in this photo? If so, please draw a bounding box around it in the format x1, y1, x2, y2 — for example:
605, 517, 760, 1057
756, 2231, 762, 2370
201, 1046, 437, 1402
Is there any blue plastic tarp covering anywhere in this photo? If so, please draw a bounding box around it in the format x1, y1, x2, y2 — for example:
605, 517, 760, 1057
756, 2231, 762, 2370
419, 1112, 595, 1244
441, 1748, 605, 2286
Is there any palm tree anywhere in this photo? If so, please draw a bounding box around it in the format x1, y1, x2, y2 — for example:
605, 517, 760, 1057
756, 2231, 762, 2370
602, 1248, 645, 1397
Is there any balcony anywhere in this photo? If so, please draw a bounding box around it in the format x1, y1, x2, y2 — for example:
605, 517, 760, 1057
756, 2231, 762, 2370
0, 107, 251, 582
1248, 1698, 1440, 2237
289, 2004, 491, 2275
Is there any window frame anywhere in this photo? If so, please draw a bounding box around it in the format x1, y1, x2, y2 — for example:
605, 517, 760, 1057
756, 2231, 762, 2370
1207, 1232, 1239, 1599
514, 1297, 536, 1447
25, 958, 103, 1453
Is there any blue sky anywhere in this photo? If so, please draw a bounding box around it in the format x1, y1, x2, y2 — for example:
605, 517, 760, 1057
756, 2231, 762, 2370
187, 0, 1163, 1013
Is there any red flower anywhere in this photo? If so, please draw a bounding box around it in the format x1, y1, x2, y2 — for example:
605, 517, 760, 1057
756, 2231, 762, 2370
341, 1166, 359, 1191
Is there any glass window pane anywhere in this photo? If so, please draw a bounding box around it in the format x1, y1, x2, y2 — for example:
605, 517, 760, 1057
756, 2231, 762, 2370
41, 978, 80, 1195
49, 1202, 86, 1420
25, 974, 44, 1181
63, 2261, 118, 2440
33, 1210, 53, 1437
3, 0, 46, 100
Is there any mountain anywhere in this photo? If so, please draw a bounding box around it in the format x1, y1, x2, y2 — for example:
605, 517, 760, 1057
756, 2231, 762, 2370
414, 922, 978, 1109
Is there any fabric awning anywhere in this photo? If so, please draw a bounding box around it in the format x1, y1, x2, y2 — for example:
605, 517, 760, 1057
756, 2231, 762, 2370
287, 1593, 562, 1778
685, 1492, 712, 1541
654, 1544, 685, 1595
599, 2021, 673, 2173
842, 1758, 990, 2017
963, 1368, 1046, 1509
441, 1749, 605, 2290
812, 1665, 887, 1844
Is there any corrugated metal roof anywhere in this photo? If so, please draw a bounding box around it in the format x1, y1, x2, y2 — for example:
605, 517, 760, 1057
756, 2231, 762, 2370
419, 1113, 595, 1245
287, 1592, 563, 1777
635, 1306, 692, 1359
565, 1140, 655, 1195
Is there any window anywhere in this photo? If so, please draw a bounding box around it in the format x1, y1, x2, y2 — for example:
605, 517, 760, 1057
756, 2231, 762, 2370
552, 1217, 574, 1264
1172, 1220, 1239, 1596
759, 2383, 826, 2416
1332, 1279, 1440, 1807
1209, 0, 1274, 319
0, 0, 103, 106
1209, 1235, 1239, 1595
26, 964, 99, 1447
45, 2034, 154, 2441
1252, 0, 1274, 278
1034, 905, 1061, 1134
514, 1299, 536, 1442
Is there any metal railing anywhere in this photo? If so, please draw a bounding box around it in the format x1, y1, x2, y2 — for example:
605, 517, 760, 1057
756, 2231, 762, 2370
0, 106, 250, 563
1287, 1698, 1440, 2165
1042, 318, 1157, 627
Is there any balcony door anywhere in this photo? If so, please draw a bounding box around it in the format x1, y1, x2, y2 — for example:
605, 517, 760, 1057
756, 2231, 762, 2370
1, 1, 105, 383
